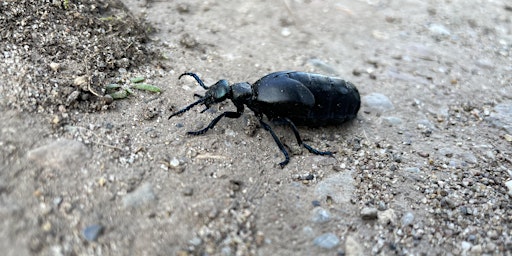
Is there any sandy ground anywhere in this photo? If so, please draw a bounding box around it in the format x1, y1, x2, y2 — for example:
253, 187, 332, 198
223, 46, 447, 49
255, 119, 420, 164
1, 0, 511, 255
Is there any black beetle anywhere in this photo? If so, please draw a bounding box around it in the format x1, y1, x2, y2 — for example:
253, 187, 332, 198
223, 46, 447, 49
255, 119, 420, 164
169, 71, 361, 167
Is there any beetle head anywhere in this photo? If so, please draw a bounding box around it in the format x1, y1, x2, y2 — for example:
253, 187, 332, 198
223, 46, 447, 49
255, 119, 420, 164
169, 74, 232, 119
203, 79, 231, 108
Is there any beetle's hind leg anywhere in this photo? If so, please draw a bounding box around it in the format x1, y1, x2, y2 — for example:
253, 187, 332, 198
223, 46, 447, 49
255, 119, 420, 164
259, 119, 290, 167
282, 118, 333, 156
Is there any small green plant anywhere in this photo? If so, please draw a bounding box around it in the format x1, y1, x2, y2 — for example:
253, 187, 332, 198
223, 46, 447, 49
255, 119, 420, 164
106, 77, 161, 100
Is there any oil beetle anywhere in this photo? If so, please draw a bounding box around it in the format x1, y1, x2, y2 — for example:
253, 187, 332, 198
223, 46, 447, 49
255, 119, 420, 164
169, 71, 361, 167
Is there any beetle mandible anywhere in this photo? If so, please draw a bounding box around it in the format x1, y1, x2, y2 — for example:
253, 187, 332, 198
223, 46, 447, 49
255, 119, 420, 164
169, 71, 361, 167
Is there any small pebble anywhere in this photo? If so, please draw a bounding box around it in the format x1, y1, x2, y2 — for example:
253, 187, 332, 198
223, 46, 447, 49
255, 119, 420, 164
281, 27, 291, 37
102, 94, 113, 105
313, 233, 340, 249
65, 91, 80, 106
475, 59, 494, 70
401, 212, 415, 226
362, 93, 394, 113
405, 167, 420, 173
311, 207, 331, 223
505, 180, 512, 196
487, 229, 499, 240
49, 62, 60, 72
52, 197, 62, 207
73, 76, 88, 89
428, 23, 451, 36
470, 244, 483, 254
461, 241, 472, 251
169, 157, 185, 173
418, 152, 429, 158
314, 172, 355, 205
189, 237, 202, 246
302, 226, 314, 237
489, 103, 512, 134
439, 148, 454, 158
41, 221, 52, 231
381, 116, 403, 126
27, 139, 91, 171
378, 209, 397, 225
377, 201, 387, 211
122, 183, 156, 208
360, 207, 378, 220
183, 187, 193, 196
170, 158, 180, 168
83, 224, 103, 242
345, 235, 364, 255
308, 58, 339, 75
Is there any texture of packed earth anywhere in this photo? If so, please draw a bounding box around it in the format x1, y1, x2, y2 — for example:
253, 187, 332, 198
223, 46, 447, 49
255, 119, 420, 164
1, 0, 511, 255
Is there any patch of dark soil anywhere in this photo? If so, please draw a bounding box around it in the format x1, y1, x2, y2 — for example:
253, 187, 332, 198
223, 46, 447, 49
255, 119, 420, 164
0, 0, 158, 113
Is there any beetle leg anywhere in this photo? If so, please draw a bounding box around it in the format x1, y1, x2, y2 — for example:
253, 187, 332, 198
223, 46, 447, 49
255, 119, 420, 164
179, 72, 209, 89
187, 111, 242, 135
282, 118, 333, 156
259, 119, 290, 167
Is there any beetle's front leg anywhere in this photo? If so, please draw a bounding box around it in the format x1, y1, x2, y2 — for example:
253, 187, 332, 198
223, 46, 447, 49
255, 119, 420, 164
282, 118, 333, 156
259, 119, 290, 167
187, 111, 242, 135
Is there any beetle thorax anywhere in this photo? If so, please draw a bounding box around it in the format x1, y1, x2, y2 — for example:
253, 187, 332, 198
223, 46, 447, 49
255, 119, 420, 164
231, 82, 252, 105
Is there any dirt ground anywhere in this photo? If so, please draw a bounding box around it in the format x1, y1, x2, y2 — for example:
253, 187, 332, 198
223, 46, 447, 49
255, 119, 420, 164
1, 0, 511, 255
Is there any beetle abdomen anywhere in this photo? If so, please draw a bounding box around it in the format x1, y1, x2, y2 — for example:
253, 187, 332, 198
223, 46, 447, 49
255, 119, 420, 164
253, 71, 360, 126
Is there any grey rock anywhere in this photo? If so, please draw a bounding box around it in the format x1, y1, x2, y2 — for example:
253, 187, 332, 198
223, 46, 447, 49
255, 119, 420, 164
417, 119, 436, 130
361, 207, 378, 220
461, 152, 478, 164
505, 180, 512, 196
401, 212, 415, 226
302, 226, 314, 237
475, 59, 494, 70
314, 172, 355, 204
488, 103, 512, 133
439, 147, 455, 157
313, 233, 340, 249
378, 209, 397, 225
52, 197, 62, 207
122, 183, 156, 208
27, 139, 91, 170
428, 24, 451, 36
362, 93, 394, 113
189, 237, 202, 246
461, 241, 472, 252
345, 235, 364, 256
311, 207, 331, 223
308, 58, 339, 75
404, 167, 420, 173
381, 116, 403, 126
83, 224, 103, 242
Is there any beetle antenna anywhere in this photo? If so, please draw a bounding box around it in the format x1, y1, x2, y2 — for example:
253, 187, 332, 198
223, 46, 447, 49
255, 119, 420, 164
179, 72, 209, 90
169, 97, 207, 119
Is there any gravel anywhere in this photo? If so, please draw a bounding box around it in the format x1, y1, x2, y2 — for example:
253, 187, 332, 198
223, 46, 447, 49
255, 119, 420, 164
1, 0, 511, 255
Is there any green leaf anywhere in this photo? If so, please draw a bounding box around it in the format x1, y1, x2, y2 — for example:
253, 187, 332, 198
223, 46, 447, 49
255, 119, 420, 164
109, 90, 129, 99
133, 83, 161, 93
106, 84, 122, 90
130, 77, 146, 83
